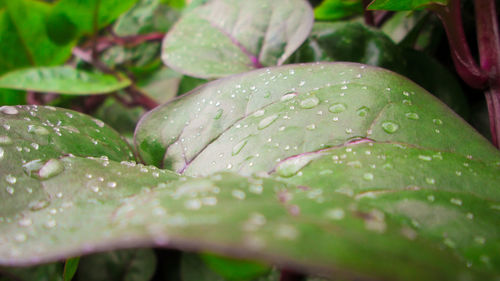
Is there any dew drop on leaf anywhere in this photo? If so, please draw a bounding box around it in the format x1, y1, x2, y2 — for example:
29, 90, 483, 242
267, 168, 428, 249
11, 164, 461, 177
232, 139, 248, 156
356, 106, 370, 117
0, 136, 13, 145
27, 125, 49, 136
214, 109, 223, 120
38, 159, 64, 179
381, 121, 399, 134
405, 112, 420, 120
280, 92, 297, 101
328, 103, 347, 113
299, 96, 319, 109
258, 114, 278, 130
0, 106, 19, 115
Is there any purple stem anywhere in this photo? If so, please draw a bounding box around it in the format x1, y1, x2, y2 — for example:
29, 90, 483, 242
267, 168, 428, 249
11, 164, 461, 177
279, 269, 305, 281
431, 0, 488, 89
362, 0, 375, 26
475, 0, 500, 148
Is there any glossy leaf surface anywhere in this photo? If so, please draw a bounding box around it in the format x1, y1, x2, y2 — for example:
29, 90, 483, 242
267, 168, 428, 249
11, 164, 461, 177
0, 67, 131, 95
134, 63, 493, 173
1, 103, 500, 280
162, 0, 314, 78
314, 0, 363, 20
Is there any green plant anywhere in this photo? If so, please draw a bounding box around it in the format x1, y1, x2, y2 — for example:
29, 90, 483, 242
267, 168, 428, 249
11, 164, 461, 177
0, 0, 499, 280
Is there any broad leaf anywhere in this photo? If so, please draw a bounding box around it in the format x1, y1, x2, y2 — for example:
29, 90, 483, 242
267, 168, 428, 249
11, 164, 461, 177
137, 67, 182, 103
314, 0, 363, 20
74, 249, 156, 281
290, 22, 469, 117
0, 0, 73, 75
1, 105, 499, 280
113, 0, 179, 36
0, 67, 131, 95
161, 0, 314, 78
134, 63, 491, 173
367, 0, 447, 11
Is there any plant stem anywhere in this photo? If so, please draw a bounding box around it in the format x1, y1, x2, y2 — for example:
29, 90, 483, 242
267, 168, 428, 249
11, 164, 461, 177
475, 0, 500, 148
431, 0, 488, 89
362, 0, 375, 26
279, 269, 305, 281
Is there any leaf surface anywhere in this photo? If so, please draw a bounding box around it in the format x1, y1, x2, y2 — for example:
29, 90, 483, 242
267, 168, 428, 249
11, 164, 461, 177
161, 0, 314, 78
0, 67, 131, 95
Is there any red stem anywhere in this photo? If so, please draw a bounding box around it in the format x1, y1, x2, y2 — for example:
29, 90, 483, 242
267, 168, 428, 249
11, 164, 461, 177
431, 0, 488, 89
475, 0, 500, 148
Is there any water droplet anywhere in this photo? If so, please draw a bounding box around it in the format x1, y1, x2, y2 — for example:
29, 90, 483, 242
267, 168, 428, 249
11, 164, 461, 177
5, 174, 16, 184
28, 125, 49, 135
276, 156, 313, 178
1, 106, 18, 115
14, 233, 26, 242
306, 124, 316, 130
18, 218, 32, 227
232, 189, 246, 200
0, 147, 4, 160
405, 112, 419, 120
6, 186, 14, 194
253, 110, 265, 117
425, 177, 435, 185
45, 219, 57, 228
258, 114, 278, 129
29, 199, 49, 211
214, 109, 223, 120
381, 121, 399, 133
299, 96, 319, 109
38, 159, 64, 179
107, 182, 117, 188
450, 198, 462, 206
418, 155, 432, 161
325, 208, 345, 220
280, 92, 297, 101
433, 119, 443, 125
328, 103, 347, 113
0, 136, 13, 145
363, 173, 374, 181
185, 199, 202, 210
232, 139, 248, 156
356, 106, 370, 117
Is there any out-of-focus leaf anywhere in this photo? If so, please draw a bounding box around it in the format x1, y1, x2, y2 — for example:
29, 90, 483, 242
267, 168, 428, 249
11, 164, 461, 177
367, 0, 447, 11
0, 263, 63, 281
201, 253, 270, 280
102, 43, 161, 69
314, 0, 363, 20
45, 11, 78, 46
74, 249, 156, 281
178, 76, 209, 96
94, 98, 145, 140
380, 10, 428, 44
114, 0, 180, 36
162, 0, 314, 78
50, 0, 138, 35
63, 257, 79, 281
0, 0, 73, 75
291, 22, 468, 117
0, 67, 131, 95
0, 90, 25, 106
137, 67, 182, 103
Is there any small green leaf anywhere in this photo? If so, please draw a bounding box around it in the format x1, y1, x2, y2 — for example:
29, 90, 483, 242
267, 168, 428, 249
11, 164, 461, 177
162, 0, 314, 78
367, 0, 447, 11
314, 0, 363, 20
63, 257, 79, 281
0, 67, 131, 95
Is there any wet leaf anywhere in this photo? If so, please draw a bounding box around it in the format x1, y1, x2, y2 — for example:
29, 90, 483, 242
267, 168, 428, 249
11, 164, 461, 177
0, 67, 131, 95
162, 0, 314, 78
134, 63, 492, 174
291, 22, 469, 117
367, 0, 447, 11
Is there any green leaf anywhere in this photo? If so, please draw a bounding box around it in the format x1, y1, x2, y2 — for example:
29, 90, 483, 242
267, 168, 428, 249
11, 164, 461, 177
0, 0, 74, 75
74, 249, 156, 281
113, 0, 180, 36
314, 0, 363, 20
63, 257, 79, 281
291, 22, 469, 117
45, 11, 78, 46
0, 90, 25, 106
162, 0, 314, 78
135, 63, 491, 173
50, 0, 138, 36
0, 263, 63, 281
0, 67, 131, 95
137, 67, 182, 104
367, 0, 447, 11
